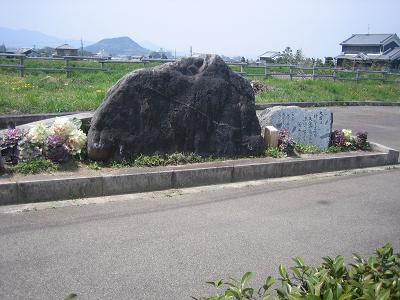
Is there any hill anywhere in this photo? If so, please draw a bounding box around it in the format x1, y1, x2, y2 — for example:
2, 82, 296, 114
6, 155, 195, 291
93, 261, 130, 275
0, 27, 82, 48
85, 37, 150, 56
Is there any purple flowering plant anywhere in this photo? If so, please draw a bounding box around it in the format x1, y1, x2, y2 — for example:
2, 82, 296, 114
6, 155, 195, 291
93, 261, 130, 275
331, 129, 370, 151
45, 135, 70, 163
278, 129, 296, 155
0, 127, 25, 164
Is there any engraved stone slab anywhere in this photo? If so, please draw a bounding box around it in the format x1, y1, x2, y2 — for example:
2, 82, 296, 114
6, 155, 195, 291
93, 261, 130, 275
258, 106, 333, 149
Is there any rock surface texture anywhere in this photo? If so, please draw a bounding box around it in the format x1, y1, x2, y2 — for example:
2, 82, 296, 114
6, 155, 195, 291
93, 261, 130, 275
88, 55, 264, 161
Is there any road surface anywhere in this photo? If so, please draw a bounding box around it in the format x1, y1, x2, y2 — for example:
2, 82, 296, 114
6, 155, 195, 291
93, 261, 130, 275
0, 106, 399, 299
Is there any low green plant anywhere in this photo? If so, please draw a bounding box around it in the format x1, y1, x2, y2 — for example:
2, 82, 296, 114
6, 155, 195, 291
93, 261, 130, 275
87, 161, 102, 170
130, 153, 211, 167
294, 144, 321, 154
10, 158, 57, 174
195, 243, 400, 300
265, 147, 285, 158
326, 145, 342, 153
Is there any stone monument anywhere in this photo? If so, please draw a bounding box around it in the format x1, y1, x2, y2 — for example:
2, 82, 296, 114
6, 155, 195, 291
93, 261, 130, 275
259, 106, 333, 149
88, 55, 264, 161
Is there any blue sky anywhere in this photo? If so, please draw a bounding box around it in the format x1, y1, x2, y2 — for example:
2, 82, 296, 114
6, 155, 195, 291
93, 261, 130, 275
1, 0, 399, 58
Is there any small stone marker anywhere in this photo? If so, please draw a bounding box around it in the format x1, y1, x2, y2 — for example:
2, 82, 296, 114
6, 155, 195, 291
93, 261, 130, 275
264, 126, 279, 148
259, 106, 333, 149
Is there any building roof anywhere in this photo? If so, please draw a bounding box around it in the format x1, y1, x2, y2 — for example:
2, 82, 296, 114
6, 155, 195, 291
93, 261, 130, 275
15, 48, 33, 54
381, 47, 400, 60
55, 44, 78, 50
340, 34, 396, 45
259, 51, 281, 59
336, 47, 400, 61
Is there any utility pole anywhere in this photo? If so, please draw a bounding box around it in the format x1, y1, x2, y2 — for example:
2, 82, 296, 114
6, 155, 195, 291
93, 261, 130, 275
80, 38, 84, 56
190, 46, 192, 57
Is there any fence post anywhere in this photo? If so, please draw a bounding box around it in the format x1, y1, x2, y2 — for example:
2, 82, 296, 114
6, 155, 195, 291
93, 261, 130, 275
382, 71, 387, 82
65, 58, 71, 78
312, 65, 316, 80
289, 66, 293, 80
100, 61, 106, 71
240, 64, 243, 73
333, 69, 336, 81
355, 69, 360, 82
19, 56, 25, 77
264, 64, 268, 78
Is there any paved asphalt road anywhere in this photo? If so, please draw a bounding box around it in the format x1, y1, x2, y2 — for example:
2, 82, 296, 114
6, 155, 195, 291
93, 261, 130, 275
0, 106, 399, 299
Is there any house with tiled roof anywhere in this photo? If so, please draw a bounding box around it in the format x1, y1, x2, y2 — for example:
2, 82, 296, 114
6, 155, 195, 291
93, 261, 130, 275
336, 33, 400, 69
55, 44, 78, 56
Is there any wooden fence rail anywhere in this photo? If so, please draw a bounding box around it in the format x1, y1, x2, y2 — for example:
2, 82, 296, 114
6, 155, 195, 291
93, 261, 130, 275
0, 54, 399, 82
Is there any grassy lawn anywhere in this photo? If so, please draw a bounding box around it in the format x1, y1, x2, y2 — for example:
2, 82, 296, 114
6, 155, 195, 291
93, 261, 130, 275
0, 60, 399, 114
254, 77, 400, 103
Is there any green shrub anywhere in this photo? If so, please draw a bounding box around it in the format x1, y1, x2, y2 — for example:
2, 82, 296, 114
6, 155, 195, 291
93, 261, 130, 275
326, 145, 342, 153
294, 144, 321, 154
194, 243, 400, 300
265, 147, 285, 158
10, 158, 58, 174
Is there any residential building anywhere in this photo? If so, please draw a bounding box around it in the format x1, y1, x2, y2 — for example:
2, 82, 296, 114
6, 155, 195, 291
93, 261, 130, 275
336, 33, 400, 69
55, 44, 79, 56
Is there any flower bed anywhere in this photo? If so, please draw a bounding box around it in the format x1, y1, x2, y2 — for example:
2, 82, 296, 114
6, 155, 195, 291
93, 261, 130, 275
0, 118, 372, 175
0, 117, 87, 169
265, 128, 371, 158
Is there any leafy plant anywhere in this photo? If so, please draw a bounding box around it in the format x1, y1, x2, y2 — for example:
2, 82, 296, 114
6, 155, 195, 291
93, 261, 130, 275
355, 131, 370, 151
195, 243, 400, 300
87, 161, 102, 170
0, 127, 24, 164
294, 144, 321, 154
326, 145, 342, 153
278, 129, 295, 155
266, 147, 285, 158
10, 158, 57, 174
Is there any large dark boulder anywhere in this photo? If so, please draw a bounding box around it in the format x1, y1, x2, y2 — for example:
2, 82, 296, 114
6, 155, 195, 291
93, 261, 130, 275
87, 55, 264, 161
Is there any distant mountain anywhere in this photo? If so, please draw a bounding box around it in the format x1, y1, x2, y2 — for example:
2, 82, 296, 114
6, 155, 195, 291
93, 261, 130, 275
85, 37, 150, 56
0, 27, 82, 48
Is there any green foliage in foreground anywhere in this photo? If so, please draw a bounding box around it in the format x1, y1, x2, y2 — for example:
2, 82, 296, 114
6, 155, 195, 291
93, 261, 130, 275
83, 152, 214, 170
294, 144, 322, 154
195, 243, 400, 300
265, 147, 285, 158
9, 158, 57, 174
326, 146, 343, 153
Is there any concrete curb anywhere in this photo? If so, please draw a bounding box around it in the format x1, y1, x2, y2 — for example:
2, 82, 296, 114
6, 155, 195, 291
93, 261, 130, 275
0, 141, 397, 206
255, 101, 400, 110
0, 112, 86, 129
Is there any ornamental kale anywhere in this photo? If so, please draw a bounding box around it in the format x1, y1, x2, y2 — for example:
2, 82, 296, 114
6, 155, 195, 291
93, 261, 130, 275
0, 127, 25, 164
45, 135, 70, 163
330, 129, 346, 149
331, 129, 370, 151
356, 131, 370, 150
278, 129, 295, 155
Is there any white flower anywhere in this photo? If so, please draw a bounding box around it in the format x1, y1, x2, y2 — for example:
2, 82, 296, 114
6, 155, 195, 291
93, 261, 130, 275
65, 129, 87, 154
50, 117, 78, 139
342, 129, 352, 141
29, 123, 50, 145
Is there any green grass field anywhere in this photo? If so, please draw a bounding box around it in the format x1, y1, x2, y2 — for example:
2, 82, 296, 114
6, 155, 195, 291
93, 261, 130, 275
0, 60, 399, 114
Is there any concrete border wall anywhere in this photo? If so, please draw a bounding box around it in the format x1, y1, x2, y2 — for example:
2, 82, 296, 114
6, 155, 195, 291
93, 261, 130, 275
0, 141, 397, 206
